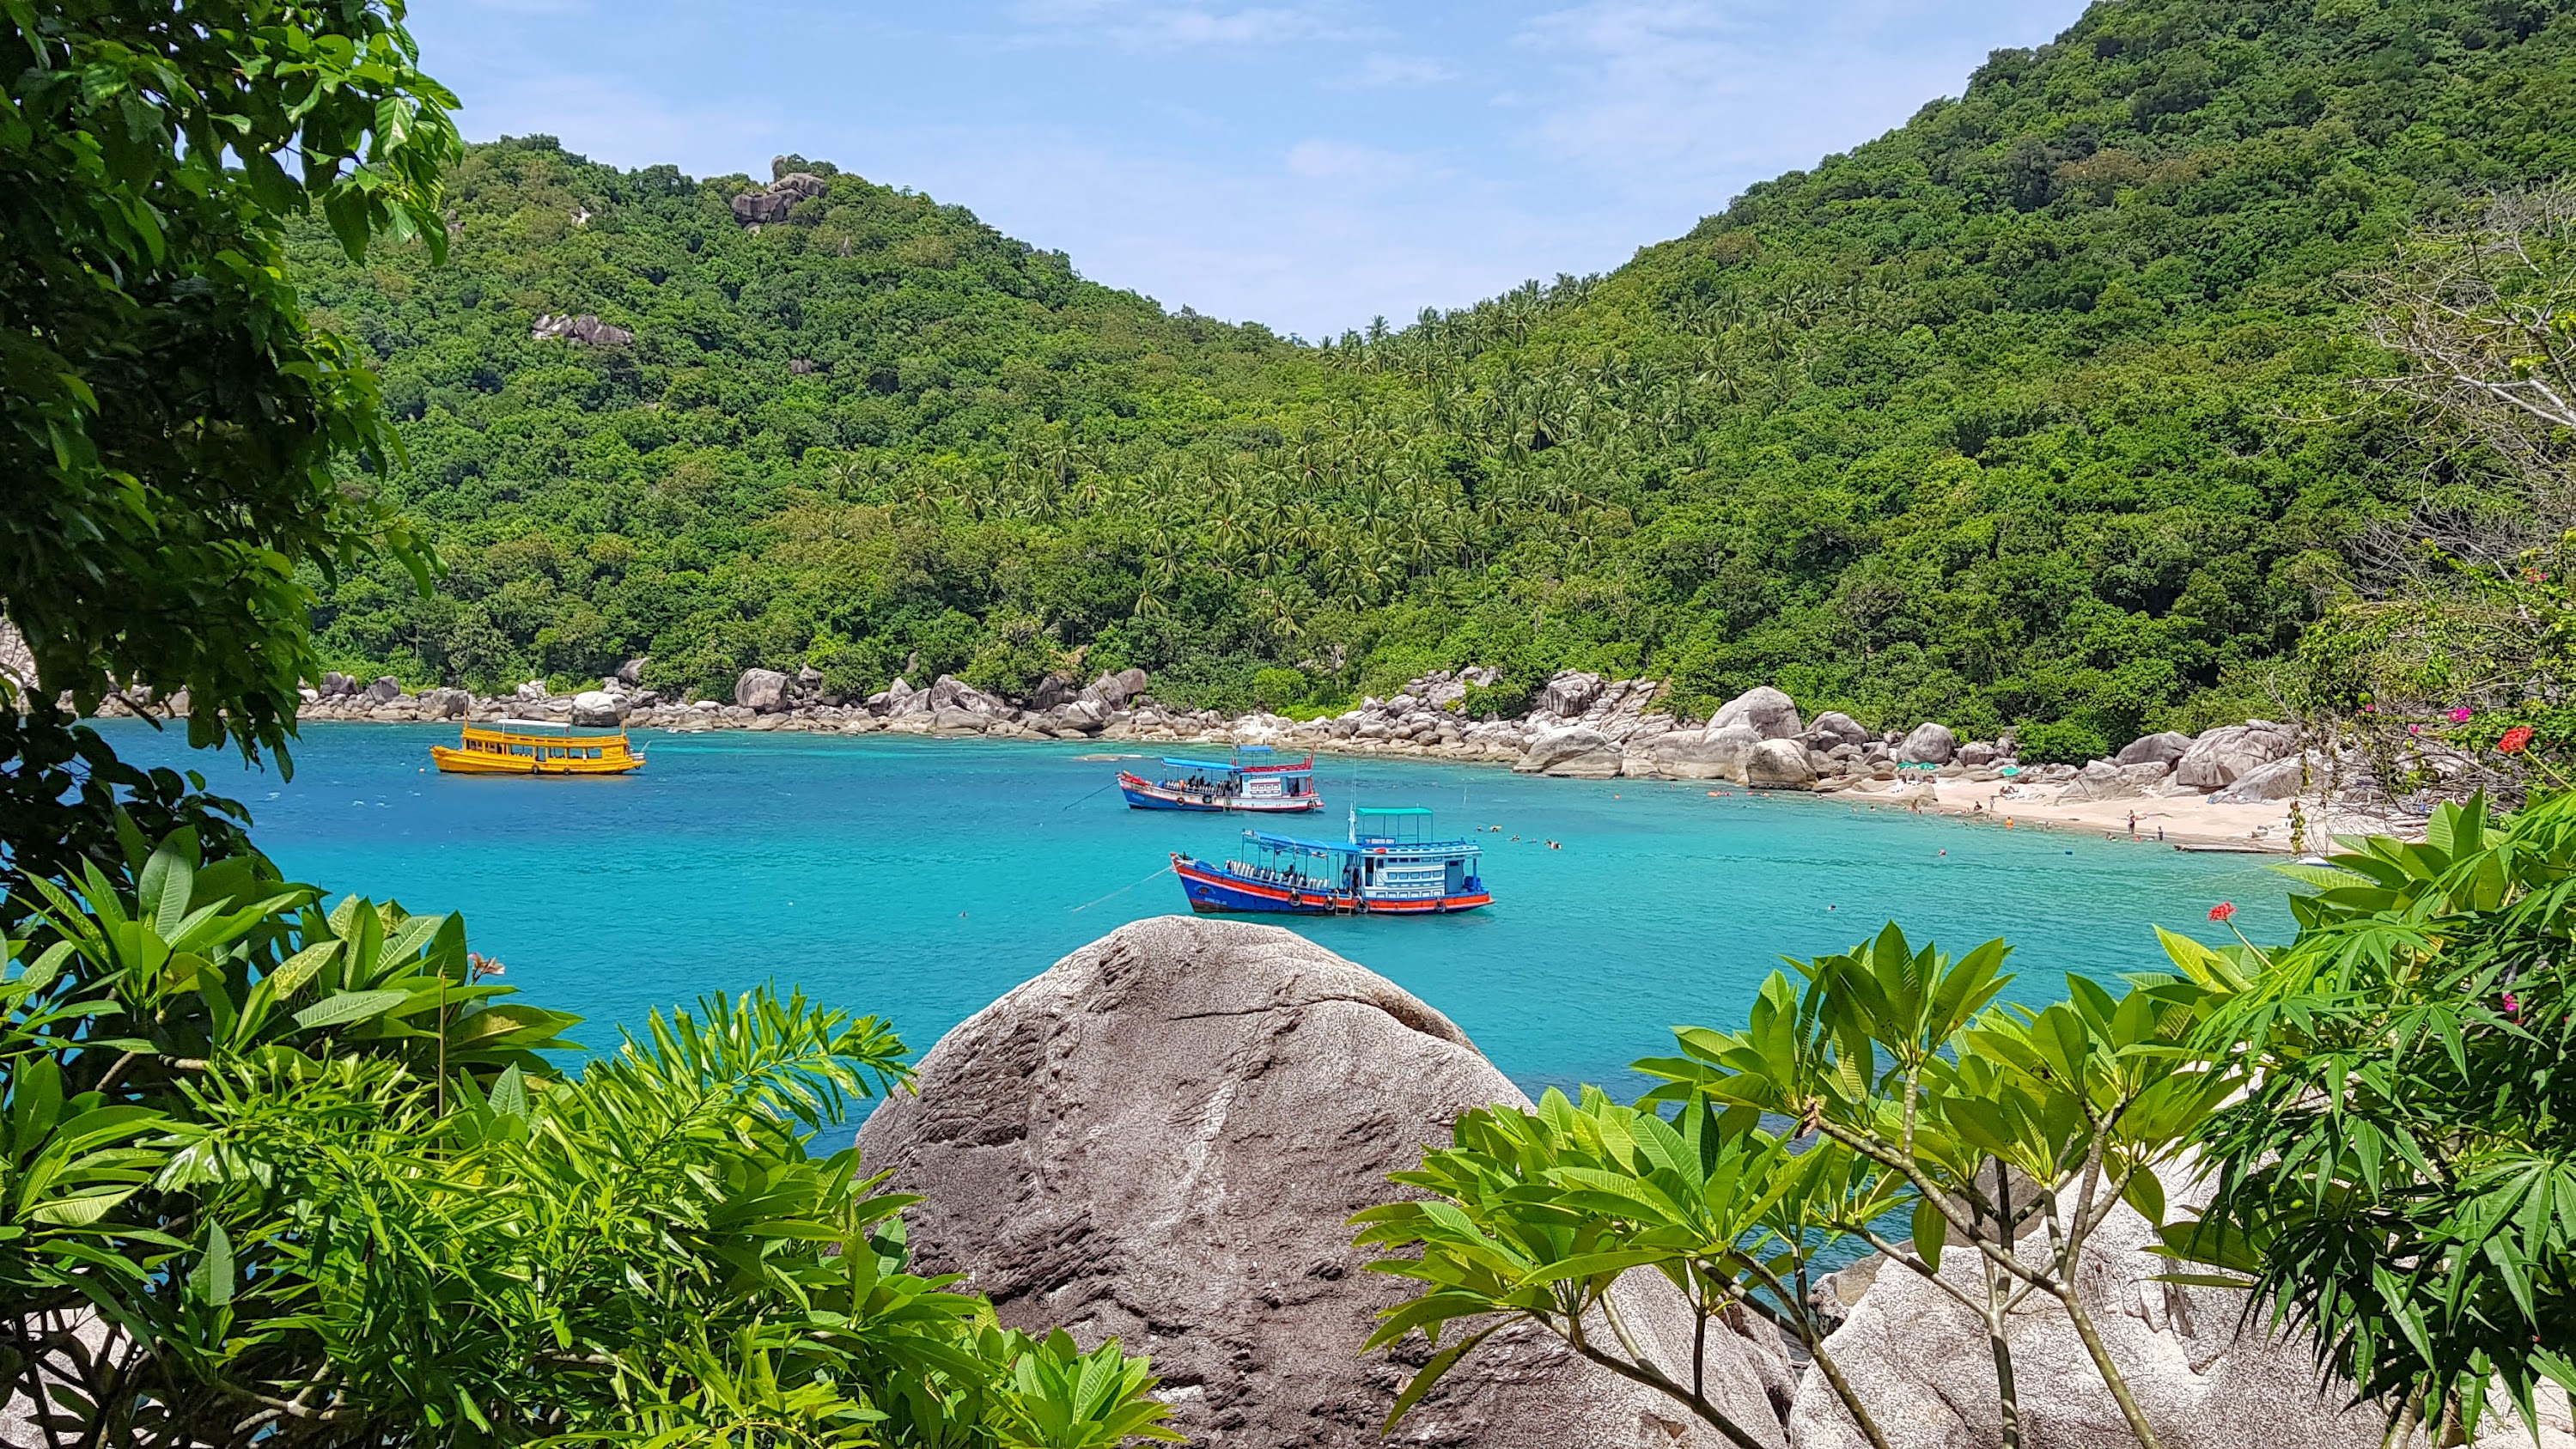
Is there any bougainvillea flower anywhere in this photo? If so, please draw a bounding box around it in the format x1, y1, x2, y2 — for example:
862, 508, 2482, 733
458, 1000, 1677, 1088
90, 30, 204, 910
2500, 726, 2536, 754
2209, 902, 2237, 922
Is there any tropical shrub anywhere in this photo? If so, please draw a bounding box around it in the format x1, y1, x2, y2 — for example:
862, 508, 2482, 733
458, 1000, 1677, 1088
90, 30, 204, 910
0, 828, 1174, 1447
1356, 924, 2236, 1449
2166, 794, 2576, 1446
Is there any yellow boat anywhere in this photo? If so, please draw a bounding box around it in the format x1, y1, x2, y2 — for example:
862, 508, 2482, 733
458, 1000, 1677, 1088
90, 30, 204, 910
429, 718, 645, 776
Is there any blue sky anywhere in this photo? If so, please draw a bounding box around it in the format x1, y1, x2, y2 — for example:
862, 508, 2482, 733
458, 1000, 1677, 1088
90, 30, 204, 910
408, 0, 2088, 338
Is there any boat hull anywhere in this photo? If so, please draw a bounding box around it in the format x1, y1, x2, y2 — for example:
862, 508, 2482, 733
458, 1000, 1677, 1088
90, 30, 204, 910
1171, 855, 1489, 916
429, 745, 642, 776
1119, 773, 1321, 813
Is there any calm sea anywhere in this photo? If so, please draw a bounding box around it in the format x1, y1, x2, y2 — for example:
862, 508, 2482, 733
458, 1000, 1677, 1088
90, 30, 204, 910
96, 722, 2289, 1097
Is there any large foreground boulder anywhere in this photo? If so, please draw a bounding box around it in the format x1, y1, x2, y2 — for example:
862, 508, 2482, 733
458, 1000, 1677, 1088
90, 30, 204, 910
1787, 1167, 2402, 1449
856, 918, 1786, 1448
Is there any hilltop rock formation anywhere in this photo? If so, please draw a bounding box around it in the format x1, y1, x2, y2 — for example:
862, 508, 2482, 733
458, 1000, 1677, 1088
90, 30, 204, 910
529, 313, 632, 346
855, 917, 1787, 1449
730, 171, 829, 226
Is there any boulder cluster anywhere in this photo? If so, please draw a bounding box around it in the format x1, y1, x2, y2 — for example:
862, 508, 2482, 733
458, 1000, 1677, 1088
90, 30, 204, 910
275, 666, 2314, 807
527, 312, 631, 346
729, 170, 827, 226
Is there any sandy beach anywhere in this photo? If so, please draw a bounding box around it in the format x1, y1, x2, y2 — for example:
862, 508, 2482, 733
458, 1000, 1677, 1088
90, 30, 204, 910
1824, 775, 2316, 853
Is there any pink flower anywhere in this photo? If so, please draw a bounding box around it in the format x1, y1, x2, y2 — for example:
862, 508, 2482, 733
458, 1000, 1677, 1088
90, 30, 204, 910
2505, 992, 2522, 1018
2449, 706, 2476, 723
2409, 724, 2421, 735
2209, 902, 2237, 923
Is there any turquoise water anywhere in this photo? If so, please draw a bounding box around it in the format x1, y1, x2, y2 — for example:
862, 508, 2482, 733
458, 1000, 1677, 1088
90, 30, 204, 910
96, 722, 2289, 1096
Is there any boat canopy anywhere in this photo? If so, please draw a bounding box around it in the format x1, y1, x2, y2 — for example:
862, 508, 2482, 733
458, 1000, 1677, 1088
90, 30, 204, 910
1355, 805, 1439, 844
1157, 752, 1313, 775
1243, 825, 1479, 861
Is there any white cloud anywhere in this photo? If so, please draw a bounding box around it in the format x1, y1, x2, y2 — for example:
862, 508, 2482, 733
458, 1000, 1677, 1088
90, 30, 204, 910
1284, 138, 1418, 186
1008, 0, 1352, 50
1511, 0, 2079, 212
1340, 52, 1460, 88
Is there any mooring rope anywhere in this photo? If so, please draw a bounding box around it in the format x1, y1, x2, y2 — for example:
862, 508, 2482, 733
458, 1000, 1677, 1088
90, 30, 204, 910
1068, 861, 1174, 913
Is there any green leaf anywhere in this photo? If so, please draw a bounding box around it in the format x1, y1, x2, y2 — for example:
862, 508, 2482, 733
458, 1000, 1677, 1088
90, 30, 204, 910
189, 1222, 234, 1307
1912, 1196, 1947, 1273
1382, 1323, 1501, 1433
2121, 1168, 2166, 1227
290, 989, 408, 1031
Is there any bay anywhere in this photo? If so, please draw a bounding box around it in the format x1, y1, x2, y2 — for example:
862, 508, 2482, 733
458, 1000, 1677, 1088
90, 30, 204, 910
99, 721, 2291, 1097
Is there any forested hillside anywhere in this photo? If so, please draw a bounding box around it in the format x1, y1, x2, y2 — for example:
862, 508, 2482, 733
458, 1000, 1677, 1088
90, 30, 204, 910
297, 0, 2576, 760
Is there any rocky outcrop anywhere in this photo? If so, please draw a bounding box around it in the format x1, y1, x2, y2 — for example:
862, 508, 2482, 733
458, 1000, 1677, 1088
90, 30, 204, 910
1539, 672, 1606, 718
729, 172, 827, 227
855, 917, 1785, 1449
734, 668, 791, 713
569, 690, 625, 727
1896, 722, 1958, 765
1626, 724, 1762, 782
2059, 759, 2173, 803
2116, 731, 2195, 768
2174, 721, 2299, 789
1745, 737, 1817, 788
1788, 1168, 2414, 1449
2210, 752, 2312, 803
1806, 712, 1868, 751
1517, 726, 1623, 778
529, 313, 632, 346
1088, 667, 1149, 709
1713, 686, 1803, 740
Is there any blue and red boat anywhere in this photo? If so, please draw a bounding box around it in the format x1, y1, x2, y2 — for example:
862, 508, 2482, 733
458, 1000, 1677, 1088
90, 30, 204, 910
1172, 807, 1491, 915
1118, 746, 1321, 813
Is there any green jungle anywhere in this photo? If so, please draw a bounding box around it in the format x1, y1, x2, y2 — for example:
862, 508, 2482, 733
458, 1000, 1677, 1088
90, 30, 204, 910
292, 0, 2576, 762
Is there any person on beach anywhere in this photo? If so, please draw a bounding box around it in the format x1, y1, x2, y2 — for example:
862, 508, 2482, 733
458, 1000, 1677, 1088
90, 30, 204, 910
2128, 811, 2138, 838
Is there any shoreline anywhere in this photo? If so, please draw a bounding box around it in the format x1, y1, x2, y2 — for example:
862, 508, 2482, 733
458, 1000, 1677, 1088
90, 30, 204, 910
277, 711, 2324, 855
92, 664, 2369, 857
